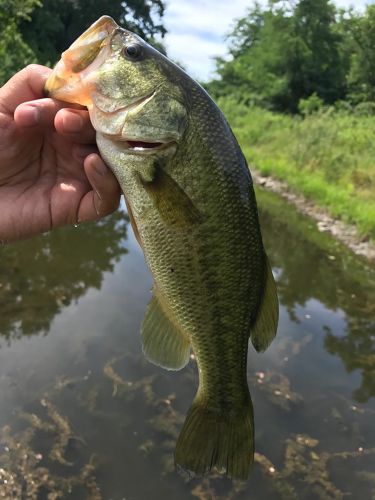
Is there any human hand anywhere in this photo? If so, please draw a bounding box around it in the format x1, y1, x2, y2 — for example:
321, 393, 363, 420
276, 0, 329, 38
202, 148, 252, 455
0, 64, 121, 243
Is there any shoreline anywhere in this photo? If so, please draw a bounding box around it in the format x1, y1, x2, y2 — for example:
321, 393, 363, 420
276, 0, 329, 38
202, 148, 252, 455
253, 170, 375, 264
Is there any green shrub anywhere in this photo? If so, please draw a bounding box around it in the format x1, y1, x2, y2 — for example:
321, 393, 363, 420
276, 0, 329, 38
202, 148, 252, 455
298, 93, 325, 116
354, 102, 375, 116
219, 99, 375, 241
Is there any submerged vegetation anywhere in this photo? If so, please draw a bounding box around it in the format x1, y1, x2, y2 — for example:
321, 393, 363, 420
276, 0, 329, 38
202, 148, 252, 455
0, 180, 374, 497
1, 339, 374, 498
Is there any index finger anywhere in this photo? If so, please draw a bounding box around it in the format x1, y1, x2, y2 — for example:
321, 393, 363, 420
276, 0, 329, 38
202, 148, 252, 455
0, 64, 52, 115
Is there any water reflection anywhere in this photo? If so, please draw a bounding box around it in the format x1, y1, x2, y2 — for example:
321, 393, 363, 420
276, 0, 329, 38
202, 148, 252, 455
0, 188, 374, 498
325, 310, 375, 403
257, 188, 375, 403
0, 211, 128, 343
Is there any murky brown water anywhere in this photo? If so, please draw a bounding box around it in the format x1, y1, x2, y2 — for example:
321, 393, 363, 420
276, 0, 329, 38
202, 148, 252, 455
0, 188, 374, 499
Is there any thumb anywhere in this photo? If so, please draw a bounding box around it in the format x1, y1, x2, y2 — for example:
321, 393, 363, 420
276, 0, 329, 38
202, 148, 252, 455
0, 64, 52, 115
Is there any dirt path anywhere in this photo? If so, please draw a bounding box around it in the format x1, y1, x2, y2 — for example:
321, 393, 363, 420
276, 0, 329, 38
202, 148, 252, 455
253, 171, 375, 264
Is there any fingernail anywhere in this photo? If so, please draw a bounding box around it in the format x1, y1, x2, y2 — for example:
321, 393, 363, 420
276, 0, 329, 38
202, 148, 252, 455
63, 112, 83, 133
21, 106, 40, 126
94, 158, 108, 176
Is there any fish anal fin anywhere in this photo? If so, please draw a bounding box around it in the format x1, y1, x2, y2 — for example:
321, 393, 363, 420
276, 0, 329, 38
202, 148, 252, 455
141, 166, 202, 228
141, 289, 191, 370
250, 255, 279, 352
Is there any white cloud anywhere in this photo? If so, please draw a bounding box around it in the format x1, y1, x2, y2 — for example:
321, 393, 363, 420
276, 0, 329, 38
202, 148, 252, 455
165, 33, 224, 79
335, 0, 368, 7
165, 0, 247, 36
163, 0, 372, 81
164, 0, 250, 80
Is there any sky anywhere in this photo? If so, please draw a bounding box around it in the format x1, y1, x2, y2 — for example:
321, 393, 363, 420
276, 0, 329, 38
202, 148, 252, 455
163, 0, 371, 81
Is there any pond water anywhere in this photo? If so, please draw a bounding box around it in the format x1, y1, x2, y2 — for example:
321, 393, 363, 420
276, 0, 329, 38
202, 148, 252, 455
0, 187, 374, 499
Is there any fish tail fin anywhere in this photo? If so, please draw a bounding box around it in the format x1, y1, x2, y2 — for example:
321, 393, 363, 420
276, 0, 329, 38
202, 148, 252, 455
175, 397, 254, 480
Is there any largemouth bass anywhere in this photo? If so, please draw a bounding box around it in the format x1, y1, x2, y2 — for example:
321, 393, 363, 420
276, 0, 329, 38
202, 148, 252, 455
45, 16, 279, 480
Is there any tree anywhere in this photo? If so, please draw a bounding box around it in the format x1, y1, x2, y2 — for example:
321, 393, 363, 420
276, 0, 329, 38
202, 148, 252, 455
21, 0, 166, 67
0, 0, 40, 85
0, 0, 166, 85
347, 5, 375, 103
209, 0, 350, 113
290, 0, 347, 108
209, 3, 295, 110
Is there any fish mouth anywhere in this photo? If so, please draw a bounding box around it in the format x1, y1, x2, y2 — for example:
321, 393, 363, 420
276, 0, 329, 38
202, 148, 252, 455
62, 16, 116, 73
44, 16, 118, 103
108, 137, 176, 155
99, 93, 177, 154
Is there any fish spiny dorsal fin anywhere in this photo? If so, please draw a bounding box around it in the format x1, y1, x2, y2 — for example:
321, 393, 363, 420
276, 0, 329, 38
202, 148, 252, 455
141, 288, 191, 370
250, 254, 279, 352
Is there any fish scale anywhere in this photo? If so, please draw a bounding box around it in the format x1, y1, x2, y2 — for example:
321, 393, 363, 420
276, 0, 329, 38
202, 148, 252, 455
45, 15, 279, 480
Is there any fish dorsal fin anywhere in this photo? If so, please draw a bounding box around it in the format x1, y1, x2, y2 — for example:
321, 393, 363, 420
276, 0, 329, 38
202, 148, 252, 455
141, 165, 202, 228
250, 255, 279, 352
141, 288, 191, 370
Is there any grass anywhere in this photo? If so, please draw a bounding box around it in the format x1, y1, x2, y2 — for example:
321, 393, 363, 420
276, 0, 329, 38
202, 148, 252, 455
218, 97, 375, 242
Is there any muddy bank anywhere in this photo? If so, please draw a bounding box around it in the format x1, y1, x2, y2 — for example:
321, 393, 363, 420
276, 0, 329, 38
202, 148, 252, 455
253, 170, 375, 264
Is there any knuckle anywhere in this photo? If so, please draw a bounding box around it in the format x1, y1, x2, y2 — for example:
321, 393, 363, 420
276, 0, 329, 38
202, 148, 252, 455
25, 64, 39, 72
24, 64, 44, 77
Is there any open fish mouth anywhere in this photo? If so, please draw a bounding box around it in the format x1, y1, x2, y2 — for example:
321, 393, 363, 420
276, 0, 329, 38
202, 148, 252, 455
44, 16, 118, 105
110, 138, 176, 154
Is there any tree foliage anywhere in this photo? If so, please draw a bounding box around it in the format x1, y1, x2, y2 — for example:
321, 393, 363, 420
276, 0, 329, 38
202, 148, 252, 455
0, 0, 166, 85
21, 0, 166, 67
347, 5, 375, 103
209, 0, 375, 113
0, 0, 41, 85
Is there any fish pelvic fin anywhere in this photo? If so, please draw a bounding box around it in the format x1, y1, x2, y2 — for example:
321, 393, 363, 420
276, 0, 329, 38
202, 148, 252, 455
250, 254, 279, 352
175, 397, 254, 480
141, 289, 191, 371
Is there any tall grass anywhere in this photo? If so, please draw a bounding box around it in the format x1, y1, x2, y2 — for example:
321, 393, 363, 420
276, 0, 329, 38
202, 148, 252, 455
219, 98, 375, 241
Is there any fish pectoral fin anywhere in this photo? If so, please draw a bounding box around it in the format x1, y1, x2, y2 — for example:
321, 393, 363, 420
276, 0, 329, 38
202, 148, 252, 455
250, 254, 279, 352
141, 289, 191, 370
141, 165, 202, 228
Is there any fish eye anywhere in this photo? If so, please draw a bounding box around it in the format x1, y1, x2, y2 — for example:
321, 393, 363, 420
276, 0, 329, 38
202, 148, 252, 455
123, 43, 143, 61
